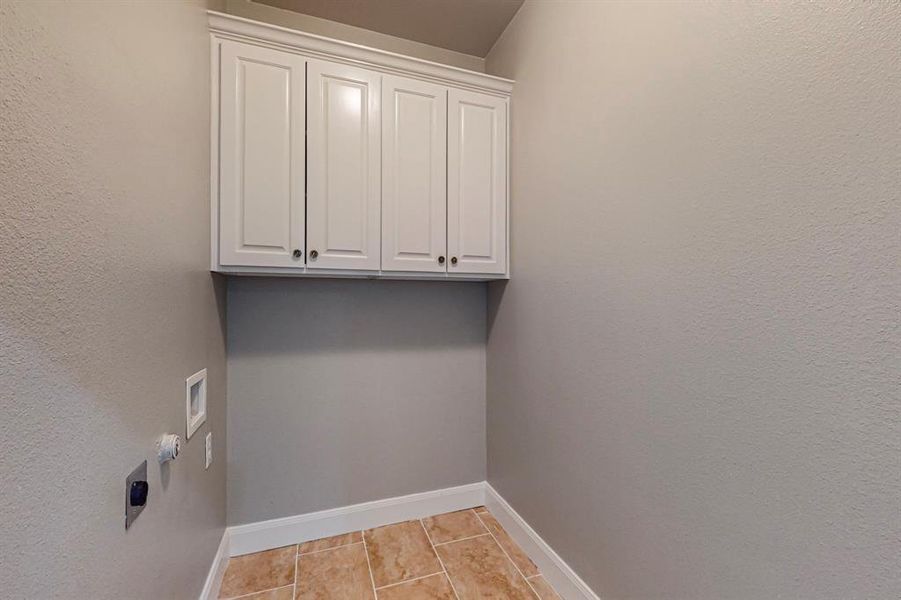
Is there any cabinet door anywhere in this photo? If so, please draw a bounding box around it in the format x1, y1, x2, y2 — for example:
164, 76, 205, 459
219, 41, 305, 267
381, 76, 447, 272
307, 60, 381, 270
447, 89, 507, 275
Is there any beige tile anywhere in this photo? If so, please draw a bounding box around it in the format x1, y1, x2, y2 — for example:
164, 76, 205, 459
298, 531, 363, 554
476, 511, 540, 577
231, 586, 295, 600
296, 543, 375, 600
376, 573, 456, 599
422, 510, 488, 544
436, 535, 538, 599
219, 546, 297, 599
528, 575, 561, 600
364, 520, 442, 588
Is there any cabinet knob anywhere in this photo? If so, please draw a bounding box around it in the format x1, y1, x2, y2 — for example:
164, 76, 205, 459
292, 249, 302, 259
451, 257, 458, 265
309, 250, 319, 259
438, 256, 445, 264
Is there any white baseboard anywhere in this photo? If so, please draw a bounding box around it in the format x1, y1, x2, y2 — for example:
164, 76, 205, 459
485, 483, 600, 600
204, 481, 599, 600
199, 528, 230, 600
228, 482, 486, 557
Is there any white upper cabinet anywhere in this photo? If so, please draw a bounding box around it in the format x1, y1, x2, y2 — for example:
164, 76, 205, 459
381, 75, 447, 273
306, 59, 381, 271
218, 41, 306, 267
447, 89, 508, 275
210, 12, 512, 279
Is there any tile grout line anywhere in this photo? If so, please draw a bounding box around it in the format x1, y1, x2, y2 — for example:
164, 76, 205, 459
472, 509, 542, 599
361, 529, 380, 599
292, 553, 299, 600
296, 540, 363, 557
223, 583, 295, 600
432, 532, 492, 547
293, 541, 300, 600
419, 518, 462, 600
374, 570, 445, 591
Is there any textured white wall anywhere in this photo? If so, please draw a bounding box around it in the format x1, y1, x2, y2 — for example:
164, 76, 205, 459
0, 2, 227, 598
486, 1, 900, 598
227, 279, 486, 525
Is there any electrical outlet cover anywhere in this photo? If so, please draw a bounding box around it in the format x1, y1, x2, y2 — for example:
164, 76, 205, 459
125, 460, 148, 529
205, 432, 212, 469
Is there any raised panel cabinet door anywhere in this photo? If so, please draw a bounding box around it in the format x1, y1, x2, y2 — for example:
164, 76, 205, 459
307, 60, 381, 271
381, 76, 447, 273
218, 41, 306, 267
447, 89, 507, 275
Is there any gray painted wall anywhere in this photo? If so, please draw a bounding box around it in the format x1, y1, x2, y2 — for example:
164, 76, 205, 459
486, 2, 900, 598
0, 2, 226, 599
227, 279, 486, 525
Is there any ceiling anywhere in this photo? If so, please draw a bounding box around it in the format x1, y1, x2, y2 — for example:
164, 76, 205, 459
252, 0, 524, 57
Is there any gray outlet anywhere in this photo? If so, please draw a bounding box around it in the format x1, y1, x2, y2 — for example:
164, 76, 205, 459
125, 460, 148, 529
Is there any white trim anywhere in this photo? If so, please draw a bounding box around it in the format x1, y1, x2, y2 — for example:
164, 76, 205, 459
227, 482, 485, 557
209, 482, 600, 600
213, 265, 509, 281
207, 11, 512, 96
199, 529, 230, 600
485, 483, 601, 600
209, 34, 220, 272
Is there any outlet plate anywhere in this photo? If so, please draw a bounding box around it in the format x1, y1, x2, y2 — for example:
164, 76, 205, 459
125, 460, 148, 529
205, 432, 213, 469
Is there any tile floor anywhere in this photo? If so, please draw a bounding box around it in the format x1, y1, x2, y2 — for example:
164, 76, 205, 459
218, 506, 561, 599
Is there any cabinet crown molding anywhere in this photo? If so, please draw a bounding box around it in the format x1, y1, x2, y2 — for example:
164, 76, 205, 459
208, 11, 513, 96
